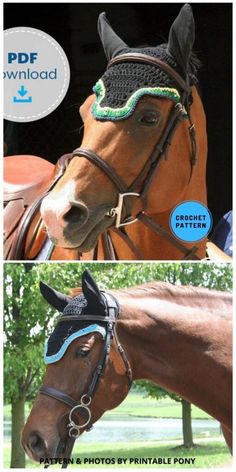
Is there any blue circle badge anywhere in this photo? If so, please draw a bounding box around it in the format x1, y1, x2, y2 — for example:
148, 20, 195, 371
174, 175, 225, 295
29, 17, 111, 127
170, 201, 212, 242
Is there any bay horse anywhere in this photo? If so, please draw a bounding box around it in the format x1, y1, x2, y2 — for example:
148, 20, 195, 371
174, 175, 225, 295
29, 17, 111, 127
4, 4, 208, 261
22, 270, 232, 465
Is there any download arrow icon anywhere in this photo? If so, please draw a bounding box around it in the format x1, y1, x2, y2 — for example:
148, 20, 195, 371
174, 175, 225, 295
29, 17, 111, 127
13, 85, 32, 103
18, 85, 28, 97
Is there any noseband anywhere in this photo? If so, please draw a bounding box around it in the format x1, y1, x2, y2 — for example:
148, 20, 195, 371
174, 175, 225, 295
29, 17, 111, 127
71, 53, 198, 260
39, 292, 132, 468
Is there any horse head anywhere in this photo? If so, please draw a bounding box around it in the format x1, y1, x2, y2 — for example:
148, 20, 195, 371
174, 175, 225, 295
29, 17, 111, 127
41, 4, 207, 252
21, 270, 131, 462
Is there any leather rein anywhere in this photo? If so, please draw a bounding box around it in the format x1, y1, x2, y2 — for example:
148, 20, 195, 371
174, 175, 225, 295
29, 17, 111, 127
72, 53, 199, 260
39, 292, 132, 467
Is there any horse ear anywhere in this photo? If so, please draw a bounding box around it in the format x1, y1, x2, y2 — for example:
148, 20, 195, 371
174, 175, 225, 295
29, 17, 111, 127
167, 4, 195, 76
98, 12, 128, 61
82, 270, 106, 311
40, 281, 71, 312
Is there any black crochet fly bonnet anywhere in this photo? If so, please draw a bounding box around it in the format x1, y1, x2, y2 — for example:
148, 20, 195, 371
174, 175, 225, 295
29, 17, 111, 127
92, 5, 199, 121
40, 271, 109, 364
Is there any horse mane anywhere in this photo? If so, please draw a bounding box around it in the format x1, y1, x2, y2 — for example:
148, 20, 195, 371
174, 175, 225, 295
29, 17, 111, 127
69, 287, 83, 297
69, 281, 231, 304
115, 281, 231, 299
116, 282, 232, 321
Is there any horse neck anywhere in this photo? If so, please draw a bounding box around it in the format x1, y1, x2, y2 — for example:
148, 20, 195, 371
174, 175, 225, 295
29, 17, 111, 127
115, 286, 232, 427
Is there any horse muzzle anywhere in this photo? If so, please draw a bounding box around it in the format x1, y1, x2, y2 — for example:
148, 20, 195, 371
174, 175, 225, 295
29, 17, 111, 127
41, 194, 114, 250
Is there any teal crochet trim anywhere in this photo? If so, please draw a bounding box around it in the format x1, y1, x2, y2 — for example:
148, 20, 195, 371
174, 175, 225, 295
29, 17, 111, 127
92, 79, 181, 121
44, 324, 106, 364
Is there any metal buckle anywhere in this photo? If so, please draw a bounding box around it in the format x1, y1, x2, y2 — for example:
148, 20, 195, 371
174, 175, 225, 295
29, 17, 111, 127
106, 192, 140, 228
174, 102, 187, 118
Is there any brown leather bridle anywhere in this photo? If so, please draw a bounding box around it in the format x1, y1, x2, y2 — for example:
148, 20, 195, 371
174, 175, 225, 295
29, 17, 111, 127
72, 52, 199, 260
38, 292, 132, 468
9, 52, 200, 261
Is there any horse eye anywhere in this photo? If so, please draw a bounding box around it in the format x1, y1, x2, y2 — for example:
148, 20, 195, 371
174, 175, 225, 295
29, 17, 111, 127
139, 110, 159, 126
76, 348, 90, 358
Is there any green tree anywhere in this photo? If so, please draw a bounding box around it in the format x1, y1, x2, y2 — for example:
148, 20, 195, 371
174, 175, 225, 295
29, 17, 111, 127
4, 264, 47, 467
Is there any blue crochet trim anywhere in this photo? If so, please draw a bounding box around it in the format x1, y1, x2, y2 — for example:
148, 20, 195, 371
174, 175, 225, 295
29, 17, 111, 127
92, 79, 181, 121
44, 324, 106, 364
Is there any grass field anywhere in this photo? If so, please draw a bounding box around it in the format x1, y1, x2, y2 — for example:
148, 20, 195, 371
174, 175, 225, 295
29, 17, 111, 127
4, 391, 231, 468
4, 440, 232, 469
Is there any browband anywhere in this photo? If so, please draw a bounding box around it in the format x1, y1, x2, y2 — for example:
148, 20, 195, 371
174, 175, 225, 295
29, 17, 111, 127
107, 53, 191, 94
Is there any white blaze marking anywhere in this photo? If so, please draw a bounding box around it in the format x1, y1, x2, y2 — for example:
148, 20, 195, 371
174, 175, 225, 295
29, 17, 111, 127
41, 180, 77, 216
40, 180, 77, 239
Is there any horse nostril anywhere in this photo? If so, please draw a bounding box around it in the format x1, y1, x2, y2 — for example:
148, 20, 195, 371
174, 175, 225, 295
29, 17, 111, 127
63, 202, 89, 226
28, 432, 46, 456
